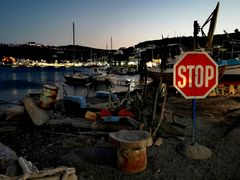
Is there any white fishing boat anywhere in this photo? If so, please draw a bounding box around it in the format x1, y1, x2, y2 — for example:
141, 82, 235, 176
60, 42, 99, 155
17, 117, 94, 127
64, 72, 90, 85
218, 58, 240, 83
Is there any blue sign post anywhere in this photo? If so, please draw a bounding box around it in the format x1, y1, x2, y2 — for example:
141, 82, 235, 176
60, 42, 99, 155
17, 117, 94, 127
173, 52, 218, 159
192, 98, 197, 144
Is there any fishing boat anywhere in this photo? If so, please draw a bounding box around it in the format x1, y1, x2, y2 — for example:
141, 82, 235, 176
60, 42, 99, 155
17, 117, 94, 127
64, 66, 107, 85
148, 42, 185, 84
148, 57, 226, 85
148, 65, 174, 84
115, 67, 139, 75
64, 72, 90, 85
148, 2, 222, 85
218, 58, 240, 83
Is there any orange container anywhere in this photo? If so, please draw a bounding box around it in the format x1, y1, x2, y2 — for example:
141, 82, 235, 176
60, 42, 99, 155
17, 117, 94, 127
85, 111, 97, 121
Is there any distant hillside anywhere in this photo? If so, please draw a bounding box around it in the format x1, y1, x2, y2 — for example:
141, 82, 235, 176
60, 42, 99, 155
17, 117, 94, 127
0, 43, 111, 62
0, 30, 239, 62
134, 30, 240, 60
135, 32, 240, 50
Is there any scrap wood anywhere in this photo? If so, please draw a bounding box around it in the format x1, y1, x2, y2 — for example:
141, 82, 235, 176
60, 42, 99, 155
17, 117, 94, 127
41, 129, 110, 137
23, 96, 50, 126
48, 117, 105, 130
160, 122, 185, 137
126, 117, 141, 128
164, 110, 186, 129
21, 167, 77, 180
164, 110, 184, 119
0, 175, 11, 180
0, 126, 17, 133
18, 157, 38, 175
48, 117, 138, 131
40, 130, 82, 138
152, 84, 168, 138
77, 131, 110, 136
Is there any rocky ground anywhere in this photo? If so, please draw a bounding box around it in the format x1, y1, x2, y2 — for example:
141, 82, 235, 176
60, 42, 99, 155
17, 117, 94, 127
1, 94, 240, 179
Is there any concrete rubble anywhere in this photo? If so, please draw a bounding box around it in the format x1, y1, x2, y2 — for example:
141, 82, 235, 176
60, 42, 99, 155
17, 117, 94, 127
0, 143, 77, 180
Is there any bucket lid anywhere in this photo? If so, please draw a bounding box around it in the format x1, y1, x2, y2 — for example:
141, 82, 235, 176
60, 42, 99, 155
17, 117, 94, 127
109, 130, 152, 149
44, 84, 58, 90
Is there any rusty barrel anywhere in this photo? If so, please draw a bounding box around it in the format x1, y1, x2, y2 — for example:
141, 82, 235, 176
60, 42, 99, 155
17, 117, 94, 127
109, 130, 152, 173
118, 147, 147, 173
39, 84, 58, 109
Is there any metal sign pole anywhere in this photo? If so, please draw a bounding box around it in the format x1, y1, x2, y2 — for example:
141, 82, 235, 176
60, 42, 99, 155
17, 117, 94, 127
192, 98, 197, 144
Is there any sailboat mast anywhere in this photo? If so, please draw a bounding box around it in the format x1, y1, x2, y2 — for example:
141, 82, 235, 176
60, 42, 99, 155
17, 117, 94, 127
110, 36, 112, 60
106, 43, 108, 60
73, 22, 76, 60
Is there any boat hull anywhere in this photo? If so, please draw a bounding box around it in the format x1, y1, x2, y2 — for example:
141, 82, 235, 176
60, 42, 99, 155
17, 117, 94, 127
64, 75, 90, 85
148, 68, 173, 84
148, 65, 226, 85
219, 64, 240, 84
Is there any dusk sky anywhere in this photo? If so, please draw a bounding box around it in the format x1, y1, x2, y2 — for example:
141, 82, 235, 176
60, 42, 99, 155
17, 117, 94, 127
0, 0, 239, 49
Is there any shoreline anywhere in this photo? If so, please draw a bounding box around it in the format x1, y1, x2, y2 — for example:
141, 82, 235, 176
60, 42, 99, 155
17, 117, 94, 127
1, 94, 240, 179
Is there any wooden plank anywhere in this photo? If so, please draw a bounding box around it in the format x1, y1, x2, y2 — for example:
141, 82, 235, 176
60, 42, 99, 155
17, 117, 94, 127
23, 96, 50, 126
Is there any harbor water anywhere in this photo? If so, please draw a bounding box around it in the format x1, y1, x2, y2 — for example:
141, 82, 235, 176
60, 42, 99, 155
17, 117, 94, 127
0, 65, 139, 103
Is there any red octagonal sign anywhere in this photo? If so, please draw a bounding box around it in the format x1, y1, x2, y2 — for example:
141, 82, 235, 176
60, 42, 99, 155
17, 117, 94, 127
173, 52, 218, 99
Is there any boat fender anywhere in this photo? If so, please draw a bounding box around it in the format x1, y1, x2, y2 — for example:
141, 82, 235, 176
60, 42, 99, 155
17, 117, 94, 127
99, 109, 112, 119
118, 108, 134, 118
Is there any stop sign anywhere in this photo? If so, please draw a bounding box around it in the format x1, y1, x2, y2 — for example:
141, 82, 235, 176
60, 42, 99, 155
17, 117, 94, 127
173, 52, 218, 99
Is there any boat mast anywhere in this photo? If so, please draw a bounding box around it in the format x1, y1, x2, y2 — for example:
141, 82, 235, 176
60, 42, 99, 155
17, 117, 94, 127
73, 22, 76, 60
106, 43, 108, 61
111, 36, 112, 60
193, 2, 219, 51
204, 2, 220, 51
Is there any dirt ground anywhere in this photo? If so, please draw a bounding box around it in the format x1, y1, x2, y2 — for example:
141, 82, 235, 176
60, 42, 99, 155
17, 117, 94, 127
1, 94, 240, 180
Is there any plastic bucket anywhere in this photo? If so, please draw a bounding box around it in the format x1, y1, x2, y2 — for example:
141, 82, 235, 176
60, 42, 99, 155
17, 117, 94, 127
39, 84, 59, 109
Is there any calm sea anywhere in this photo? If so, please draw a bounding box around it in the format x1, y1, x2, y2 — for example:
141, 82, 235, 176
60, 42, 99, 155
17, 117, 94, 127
0, 65, 139, 103
0, 65, 78, 102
